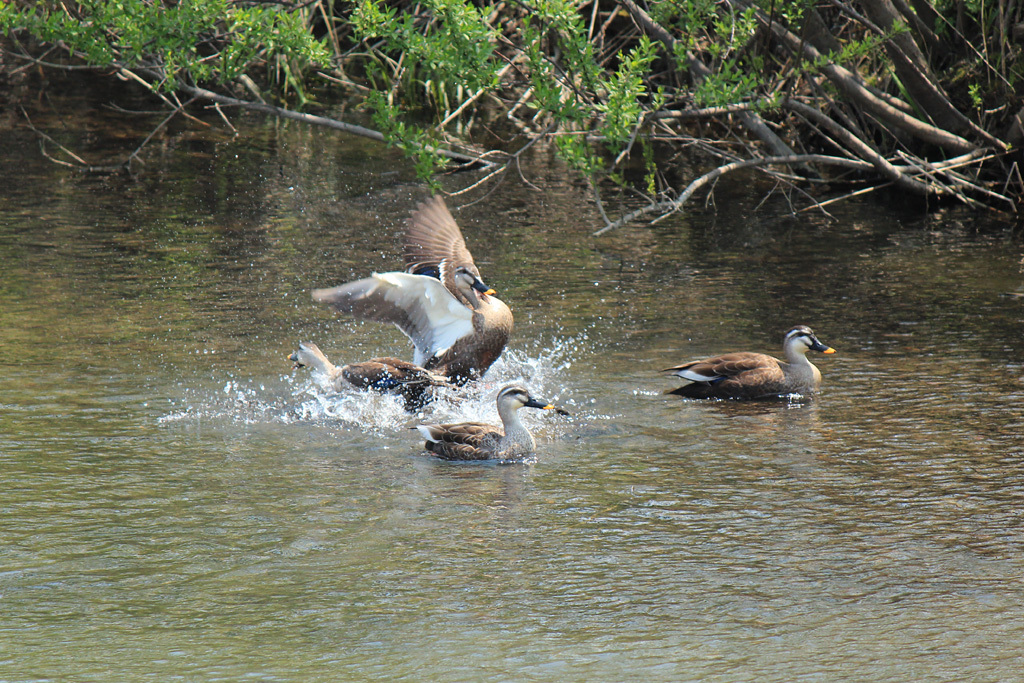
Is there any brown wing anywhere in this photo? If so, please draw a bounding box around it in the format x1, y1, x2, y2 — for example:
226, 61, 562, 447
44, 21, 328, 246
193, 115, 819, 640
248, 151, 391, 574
341, 358, 448, 410
423, 422, 501, 445
705, 352, 782, 380
665, 352, 780, 380
419, 422, 504, 460
403, 196, 482, 289
426, 441, 496, 461
341, 358, 448, 390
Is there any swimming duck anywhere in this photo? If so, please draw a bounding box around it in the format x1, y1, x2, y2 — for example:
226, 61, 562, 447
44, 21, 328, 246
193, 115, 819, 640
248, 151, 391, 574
415, 384, 566, 461
663, 325, 836, 400
312, 196, 513, 386
289, 341, 449, 410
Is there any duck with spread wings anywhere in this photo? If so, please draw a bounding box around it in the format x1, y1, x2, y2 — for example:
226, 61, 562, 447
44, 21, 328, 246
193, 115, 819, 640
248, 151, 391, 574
292, 196, 514, 407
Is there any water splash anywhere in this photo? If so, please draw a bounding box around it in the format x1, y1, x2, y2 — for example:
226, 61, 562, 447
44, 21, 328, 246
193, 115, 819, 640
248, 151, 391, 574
158, 333, 599, 440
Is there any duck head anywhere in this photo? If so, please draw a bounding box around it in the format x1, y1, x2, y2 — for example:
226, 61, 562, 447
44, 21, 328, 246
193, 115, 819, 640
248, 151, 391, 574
497, 384, 570, 416
453, 265, 496, 307
784, 325, 836, 357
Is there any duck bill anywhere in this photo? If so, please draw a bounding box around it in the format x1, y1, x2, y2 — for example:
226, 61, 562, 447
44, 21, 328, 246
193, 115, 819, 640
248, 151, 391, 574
810, 339, 836, 354
471, 278, 497, 296
525, 398, 570, 416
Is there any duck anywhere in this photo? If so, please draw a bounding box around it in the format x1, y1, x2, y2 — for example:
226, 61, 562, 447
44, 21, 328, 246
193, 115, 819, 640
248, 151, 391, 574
289, 341, 449, 410
663, 325, 836, 400
415, 384, 567, 461
311, 196, 513, 387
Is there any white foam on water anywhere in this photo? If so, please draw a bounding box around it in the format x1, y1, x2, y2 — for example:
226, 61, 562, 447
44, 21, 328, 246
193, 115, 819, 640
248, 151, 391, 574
157, 333, 601, 440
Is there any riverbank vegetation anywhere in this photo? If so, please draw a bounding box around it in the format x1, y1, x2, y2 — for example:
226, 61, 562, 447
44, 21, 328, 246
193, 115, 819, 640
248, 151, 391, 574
2, 0, 1022, 227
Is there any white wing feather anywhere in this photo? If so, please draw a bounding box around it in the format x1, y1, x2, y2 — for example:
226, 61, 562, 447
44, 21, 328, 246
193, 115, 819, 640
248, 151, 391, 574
674, 368, 721, 382
313, 271, 474, 363
415, 425, 440, 443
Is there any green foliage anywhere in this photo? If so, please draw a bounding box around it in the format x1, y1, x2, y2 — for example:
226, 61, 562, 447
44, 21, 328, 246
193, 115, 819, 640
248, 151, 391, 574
521, 19, 588, 125
518, 3, 663, 182
658, 0, 716, 53
3, 0, 1020, 204
0, 0, 330, 91
554, 133, 603, 178
347, 0, 502, 184
660, 1, 767, 107
968, 83, 983, 110
642, 138, 657, 197
596, 36, 659, 146
694, 57, 761, 107
766, 0, 817, 26
352, 0, 500, 93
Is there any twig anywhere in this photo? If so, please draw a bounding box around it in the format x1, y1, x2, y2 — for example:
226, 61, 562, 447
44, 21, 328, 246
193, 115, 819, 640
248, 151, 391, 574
209, 102, 238, 133
126, 101, 193, 168
588, 176, 615, 230
612, 112, 647, 166
896, 151, 1016, 212
316, 70, 372, 92
594, 154, 876, 235
437, 58, 519, 130
783, 98, 936, 194
20, 106, 87, 165
794, 183, 892, 213
653, 103, 765, 119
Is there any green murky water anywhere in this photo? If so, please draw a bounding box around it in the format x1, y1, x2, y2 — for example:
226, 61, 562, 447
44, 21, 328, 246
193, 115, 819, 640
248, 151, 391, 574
2, 79, 1024, 681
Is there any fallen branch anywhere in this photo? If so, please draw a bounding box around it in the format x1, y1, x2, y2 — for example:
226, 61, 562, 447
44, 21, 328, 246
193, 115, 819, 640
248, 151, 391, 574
730, 0, 988, 154
782, 98, 935, 194
594, 154, 878, 235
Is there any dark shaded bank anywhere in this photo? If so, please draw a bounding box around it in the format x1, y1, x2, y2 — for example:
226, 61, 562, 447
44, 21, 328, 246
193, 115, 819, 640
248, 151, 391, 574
2, 0, 1023, 227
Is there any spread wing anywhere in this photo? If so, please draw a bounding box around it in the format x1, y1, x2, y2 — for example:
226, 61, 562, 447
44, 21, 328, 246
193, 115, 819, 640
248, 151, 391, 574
403, 196, 482, 286
312, 272, 474, 366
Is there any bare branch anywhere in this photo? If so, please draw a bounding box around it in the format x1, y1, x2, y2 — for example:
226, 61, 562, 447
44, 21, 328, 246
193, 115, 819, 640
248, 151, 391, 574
594, 154, 878, 235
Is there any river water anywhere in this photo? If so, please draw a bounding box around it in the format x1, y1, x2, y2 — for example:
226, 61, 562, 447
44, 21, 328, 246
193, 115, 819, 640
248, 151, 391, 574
2, 79, 1024, 681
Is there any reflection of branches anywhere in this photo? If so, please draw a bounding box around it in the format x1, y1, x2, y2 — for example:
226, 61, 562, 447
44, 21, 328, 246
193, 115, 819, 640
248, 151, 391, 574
21, 107, 96, 170
9, 39, 503, 173
171, 80, 500, 168
126, 100, 194, 168
18, 63, 202, 174
21, 99, 189, 174
593, 150, 1014, 235
594, 155, 875, 235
